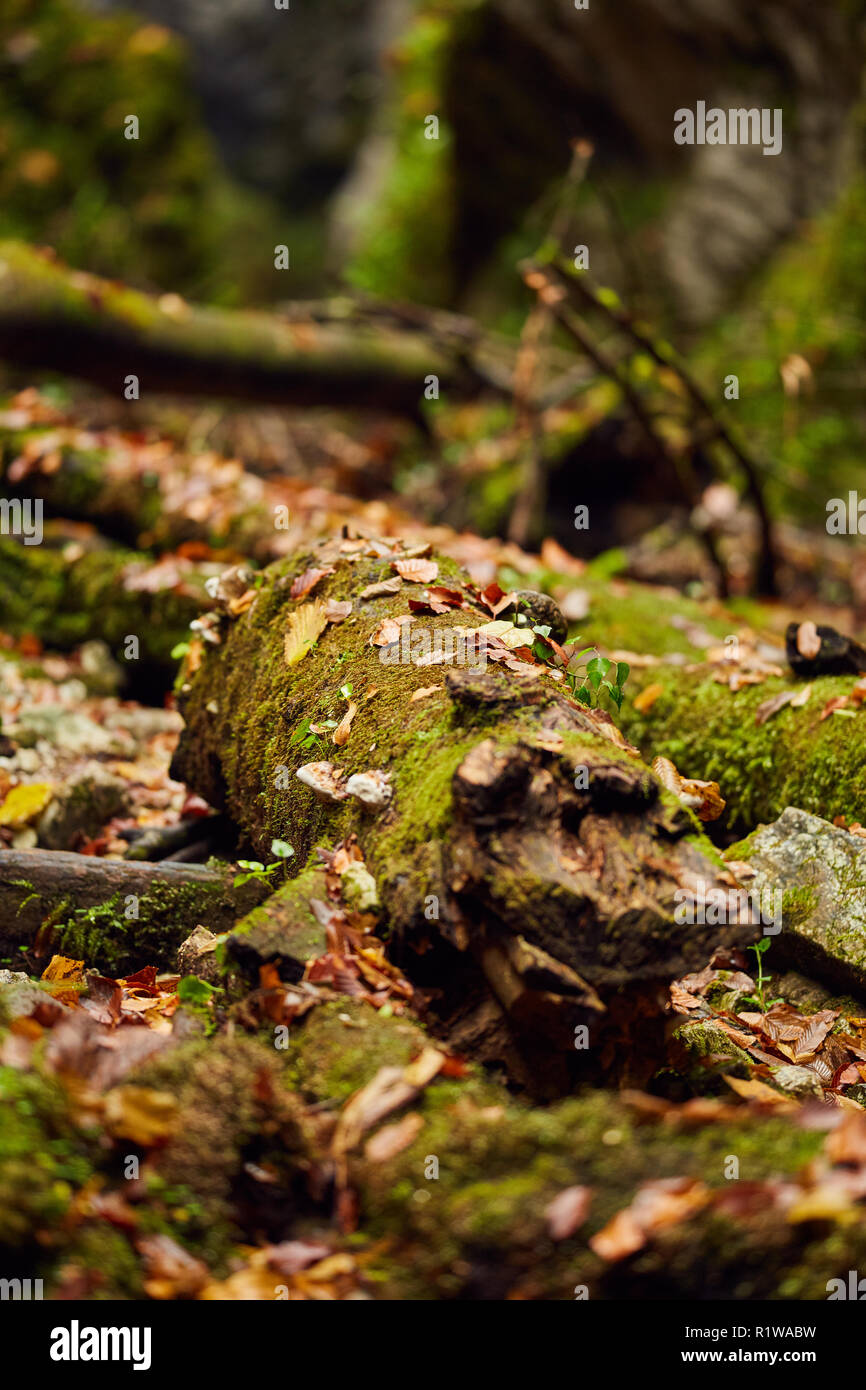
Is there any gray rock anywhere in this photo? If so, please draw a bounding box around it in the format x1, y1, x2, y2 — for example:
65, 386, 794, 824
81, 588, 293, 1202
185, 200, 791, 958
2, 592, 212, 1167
742, 807, 866, 997
37, 764, 129, 851
769, 1064, 823, 1099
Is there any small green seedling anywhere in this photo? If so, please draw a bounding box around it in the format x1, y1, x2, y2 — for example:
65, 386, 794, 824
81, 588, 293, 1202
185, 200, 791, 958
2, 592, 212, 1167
562, 646, 629, 711
176, 976, 221, 1005
233, 838, 295, 888
742, 936, 782, 1013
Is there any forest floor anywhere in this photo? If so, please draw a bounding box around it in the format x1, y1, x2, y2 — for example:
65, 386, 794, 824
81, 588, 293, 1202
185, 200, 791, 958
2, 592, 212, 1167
4, 377, 866, 1303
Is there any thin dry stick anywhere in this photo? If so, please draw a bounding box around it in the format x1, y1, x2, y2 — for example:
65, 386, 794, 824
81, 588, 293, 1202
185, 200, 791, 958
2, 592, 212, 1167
554, 258, 777, 596
520, 260, 730, 596
508, 141, 594, 546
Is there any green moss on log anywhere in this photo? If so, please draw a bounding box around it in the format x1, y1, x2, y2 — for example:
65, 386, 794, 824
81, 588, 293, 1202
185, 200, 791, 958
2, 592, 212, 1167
621, 665, 866, 829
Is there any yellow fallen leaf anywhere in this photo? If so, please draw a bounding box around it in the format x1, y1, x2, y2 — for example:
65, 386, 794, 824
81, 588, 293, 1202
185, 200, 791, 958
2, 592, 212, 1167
103, 1086, 179, 1146
284, 600, 328, 666
723, 1075, 790, 1105
41, 955, 85, 983
0, 782, 53, 827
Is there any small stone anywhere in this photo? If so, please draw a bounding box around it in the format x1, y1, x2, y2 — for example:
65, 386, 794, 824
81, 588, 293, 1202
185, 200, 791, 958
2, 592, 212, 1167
770, 1064, 823, 1098
341, 862, 379, 913
499, 591, 568, 644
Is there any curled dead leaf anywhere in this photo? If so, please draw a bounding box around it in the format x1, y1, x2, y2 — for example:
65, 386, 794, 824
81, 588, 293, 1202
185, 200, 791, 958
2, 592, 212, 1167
332, 701, 358, 747
360, 577, 402, 600
370, 617, 405, 647
392, 558, 438, 584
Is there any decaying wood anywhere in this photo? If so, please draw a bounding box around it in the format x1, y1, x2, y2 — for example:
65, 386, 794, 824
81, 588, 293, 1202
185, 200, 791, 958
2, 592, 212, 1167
0, 241, 498, 417
170, 539, 759, 1068
0, 848, 264, 969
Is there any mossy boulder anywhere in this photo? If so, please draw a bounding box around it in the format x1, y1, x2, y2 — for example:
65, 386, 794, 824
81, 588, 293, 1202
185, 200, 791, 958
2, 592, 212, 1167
735, 807, 866, 998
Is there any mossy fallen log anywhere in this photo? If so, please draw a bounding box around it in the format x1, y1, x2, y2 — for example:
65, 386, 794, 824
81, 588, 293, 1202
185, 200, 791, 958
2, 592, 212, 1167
620, 663, 866, 830
169, 541, 758, 1066
0, 849, 265, 975
286, 1000, 865, 1301
6, 996, 866, 1300
0, 535, 207, 675
0, 241, 493, 417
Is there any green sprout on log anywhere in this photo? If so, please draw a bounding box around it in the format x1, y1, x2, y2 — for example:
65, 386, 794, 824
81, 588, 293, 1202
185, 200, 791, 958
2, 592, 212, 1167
233, 838, 295, 889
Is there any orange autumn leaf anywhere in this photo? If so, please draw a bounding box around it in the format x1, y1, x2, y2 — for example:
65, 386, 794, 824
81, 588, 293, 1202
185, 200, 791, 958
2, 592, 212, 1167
392, 558, 438, 584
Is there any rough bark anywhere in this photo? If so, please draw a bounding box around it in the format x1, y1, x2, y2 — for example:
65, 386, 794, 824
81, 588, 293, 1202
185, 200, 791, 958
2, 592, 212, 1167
0, 241, 496, 416
169, 540, 759, 1069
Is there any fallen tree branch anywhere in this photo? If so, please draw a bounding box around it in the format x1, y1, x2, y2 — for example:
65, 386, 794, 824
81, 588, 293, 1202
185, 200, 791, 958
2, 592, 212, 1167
0, 241, 498, 416
551, 255, 778, 596
0, 848, 265, 972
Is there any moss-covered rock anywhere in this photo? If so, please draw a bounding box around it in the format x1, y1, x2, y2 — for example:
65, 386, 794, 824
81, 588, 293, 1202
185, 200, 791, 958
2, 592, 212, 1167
735, 807, 866, 997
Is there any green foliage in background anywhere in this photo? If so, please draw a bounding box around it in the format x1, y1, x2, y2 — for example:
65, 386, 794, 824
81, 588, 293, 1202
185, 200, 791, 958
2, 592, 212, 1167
0, 0, 288, 304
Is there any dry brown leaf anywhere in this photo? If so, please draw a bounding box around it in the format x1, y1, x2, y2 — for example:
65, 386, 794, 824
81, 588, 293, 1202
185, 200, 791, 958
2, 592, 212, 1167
333, 1048, 445, 1156
370, 617, 405, 647
759, 1004, 838, 1063
820, 696, 850, 721
360, 577, 402, 600
652, 756, 725, 821
589, 1207, 645, 1262
392, 558, 438, 584
290, 566, 335, 600
755, 690, 795, 725
284, 600, 328, 666
545, 1185, 592, 1241
325, 600, 352, 623
410, 685, 443, 702
540, 537, 585, 575
590, 1179, 708, 1262
364, 1111, 424, 1163
332, 701, 358, 747
227, 589, 256, 617
138, 1234, 209, 1300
